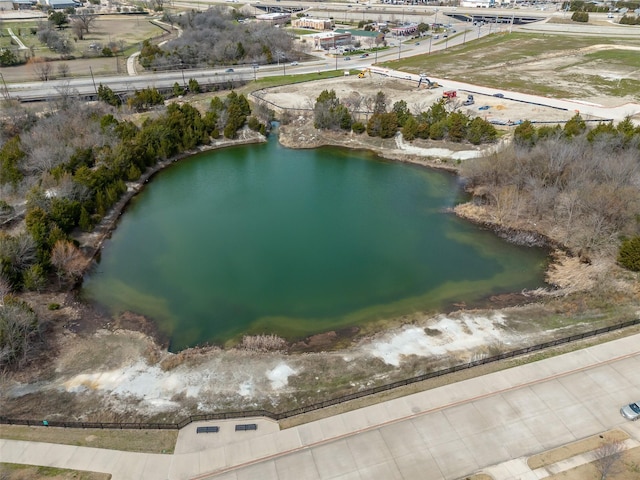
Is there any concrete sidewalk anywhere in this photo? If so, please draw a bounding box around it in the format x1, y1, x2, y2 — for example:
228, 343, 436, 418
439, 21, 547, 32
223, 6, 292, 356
2, 332, 640, 479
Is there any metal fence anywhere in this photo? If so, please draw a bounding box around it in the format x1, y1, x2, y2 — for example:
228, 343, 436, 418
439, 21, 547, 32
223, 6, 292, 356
2, 318, 639, 430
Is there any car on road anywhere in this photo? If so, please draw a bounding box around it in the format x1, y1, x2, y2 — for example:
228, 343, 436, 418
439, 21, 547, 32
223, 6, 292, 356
621, 401, 640, 420
359, 53, 369, 58
493, 93, 504, 98
415, 42, 420, 45
290, 61, 299, 66
344, 56, 351, 61
225, 68, 234, 73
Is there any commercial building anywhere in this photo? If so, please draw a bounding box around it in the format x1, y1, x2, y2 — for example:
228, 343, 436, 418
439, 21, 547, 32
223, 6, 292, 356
291, 17, 332, 30
255, 12, 290, 26
312, 31, 353, 50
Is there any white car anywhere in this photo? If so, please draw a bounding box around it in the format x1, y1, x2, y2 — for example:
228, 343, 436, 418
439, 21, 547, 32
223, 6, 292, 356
620, 401, 640, 420
290, 61, 299, 66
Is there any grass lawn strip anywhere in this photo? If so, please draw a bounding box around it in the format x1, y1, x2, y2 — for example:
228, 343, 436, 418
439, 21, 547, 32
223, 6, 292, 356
527, 429, 629, 470
0, 463, 110, 480
546, 446, 640, 480
0, 425, 177, 454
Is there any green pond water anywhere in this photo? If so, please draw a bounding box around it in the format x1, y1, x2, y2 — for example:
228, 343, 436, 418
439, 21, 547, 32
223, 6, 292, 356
82, 135, 548, 351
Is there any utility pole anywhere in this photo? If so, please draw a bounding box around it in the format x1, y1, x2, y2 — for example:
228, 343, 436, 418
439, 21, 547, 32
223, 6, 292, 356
0, 72, 9, 99
89, 66, 97, 94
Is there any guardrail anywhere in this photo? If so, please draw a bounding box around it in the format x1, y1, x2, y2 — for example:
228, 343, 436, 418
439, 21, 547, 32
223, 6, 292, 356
2, 318, 638, 430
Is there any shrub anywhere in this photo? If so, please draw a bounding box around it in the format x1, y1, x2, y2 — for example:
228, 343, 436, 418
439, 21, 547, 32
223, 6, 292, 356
618, 237, 640, 271
240, 334, 287, 352
571, 11, 589, 22
352, 121, 365, 134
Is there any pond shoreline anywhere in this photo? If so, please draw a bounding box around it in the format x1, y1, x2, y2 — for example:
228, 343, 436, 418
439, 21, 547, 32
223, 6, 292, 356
67, 123, 561, 354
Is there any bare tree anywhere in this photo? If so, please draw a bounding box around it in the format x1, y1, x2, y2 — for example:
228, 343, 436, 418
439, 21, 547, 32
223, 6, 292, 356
71, 19, 85, 40
57, 62, 70, 78
0, 233, 37, 273
593, 439, 626, 480
30, 57, 52, 81
0, 298, 39, 368
51, 240, 86, 285
71, 12, 97, 36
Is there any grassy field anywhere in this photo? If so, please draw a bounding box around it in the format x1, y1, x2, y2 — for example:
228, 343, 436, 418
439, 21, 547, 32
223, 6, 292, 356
381, 32, 640, 100
0, 15, 167, 81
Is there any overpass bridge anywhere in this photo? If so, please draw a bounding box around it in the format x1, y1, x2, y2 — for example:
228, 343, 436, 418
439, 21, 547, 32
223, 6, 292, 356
444, 11, 545, 24
254, 3, 306, 14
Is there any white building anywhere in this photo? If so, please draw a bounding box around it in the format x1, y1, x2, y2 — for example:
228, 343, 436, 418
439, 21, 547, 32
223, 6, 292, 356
255, 12, 290, 26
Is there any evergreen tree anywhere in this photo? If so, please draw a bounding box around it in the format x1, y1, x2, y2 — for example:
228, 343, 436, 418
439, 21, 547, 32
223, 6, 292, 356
402, 115, 419, 141
373, 91, 388, 114
392, 100, 411, 127
0, 137, 25, 188
514, 120, 537, 148
618, 236, 640, 271
563, 113, 586, 137
446, 111, 469, 142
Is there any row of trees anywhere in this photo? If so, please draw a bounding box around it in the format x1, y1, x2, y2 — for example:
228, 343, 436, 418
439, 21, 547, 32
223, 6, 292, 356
139, 7, 295, 70
313, 90, 497, 145
462, 116, 640, 259
0, 90, 266, 367
619, 14, 640, 24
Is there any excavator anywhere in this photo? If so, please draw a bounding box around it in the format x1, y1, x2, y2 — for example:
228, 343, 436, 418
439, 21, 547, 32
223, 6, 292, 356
418, 73, 440, 89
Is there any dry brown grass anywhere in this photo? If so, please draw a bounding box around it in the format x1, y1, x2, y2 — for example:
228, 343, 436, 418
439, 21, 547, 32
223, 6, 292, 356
0, 425, 177, 454
528, 429, 629, 469
0, 463, 110, 480
240, 334, 287, 352
546, 446, 640, 480
278, 324, 640, 430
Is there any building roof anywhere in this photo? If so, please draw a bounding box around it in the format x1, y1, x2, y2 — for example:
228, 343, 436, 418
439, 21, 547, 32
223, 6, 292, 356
334, 28, 379, 37
48, 0, 81, 6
